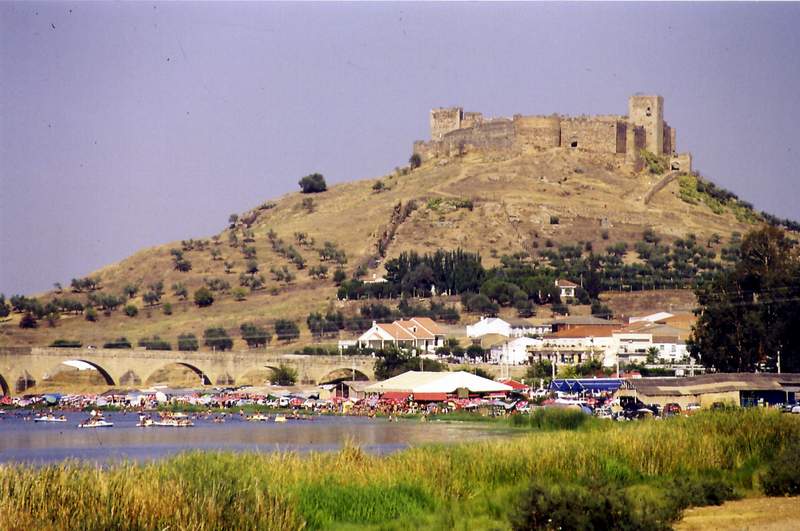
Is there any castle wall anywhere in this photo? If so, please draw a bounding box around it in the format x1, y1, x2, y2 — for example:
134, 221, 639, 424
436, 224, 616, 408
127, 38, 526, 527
440, 118, 516, 155
662, 123, 676, 155
461, 112, 484, 129
625, 125, 646, 171
670, 153, 692, 173
513, 115, 561, 149
560, 116, 624, 153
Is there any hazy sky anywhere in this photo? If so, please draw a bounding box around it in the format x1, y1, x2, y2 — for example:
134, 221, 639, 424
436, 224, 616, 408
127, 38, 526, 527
2, 2, 799, 295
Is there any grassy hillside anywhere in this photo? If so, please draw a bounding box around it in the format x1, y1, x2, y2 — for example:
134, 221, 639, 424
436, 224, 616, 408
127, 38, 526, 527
0, 147, 768, 348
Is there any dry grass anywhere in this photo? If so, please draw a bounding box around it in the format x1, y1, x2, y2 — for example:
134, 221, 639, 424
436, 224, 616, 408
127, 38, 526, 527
2, 148, 757, 348
676, 496, 800, 531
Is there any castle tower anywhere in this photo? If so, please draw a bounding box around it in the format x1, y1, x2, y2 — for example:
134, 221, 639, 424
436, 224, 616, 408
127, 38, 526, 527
430, 107, 463, 141
628, 95, 664, 155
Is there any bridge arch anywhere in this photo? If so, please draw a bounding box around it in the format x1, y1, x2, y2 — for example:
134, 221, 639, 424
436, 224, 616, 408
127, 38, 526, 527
237, 365, 280, 387
43, 360, 116, 387
146, 363, 212, 386
0, 373, 8, 396
318, 368, 370, 385
16, 371, 36, 394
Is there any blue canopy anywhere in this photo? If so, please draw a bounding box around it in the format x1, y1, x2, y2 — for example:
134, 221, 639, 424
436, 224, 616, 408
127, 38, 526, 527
549, 379, 623, 393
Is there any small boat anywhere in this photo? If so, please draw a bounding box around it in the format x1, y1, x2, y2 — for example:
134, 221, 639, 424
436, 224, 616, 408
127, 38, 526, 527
136, 417, 154, 427
247, 414, 270, 422
78, 418, 114, 428
34, 414, 68, 423
153, 418, 194, 427
273, 414, 287, 423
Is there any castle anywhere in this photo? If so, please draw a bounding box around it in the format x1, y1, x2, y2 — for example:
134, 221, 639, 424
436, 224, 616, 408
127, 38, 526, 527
413, 95, 692, 173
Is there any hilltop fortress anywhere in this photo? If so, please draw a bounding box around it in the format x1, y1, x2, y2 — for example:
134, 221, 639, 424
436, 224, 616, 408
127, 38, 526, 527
413, 94, 692, 173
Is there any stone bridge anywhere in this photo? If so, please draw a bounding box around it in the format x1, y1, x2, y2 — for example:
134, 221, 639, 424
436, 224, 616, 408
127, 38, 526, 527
0, 347, 377, 396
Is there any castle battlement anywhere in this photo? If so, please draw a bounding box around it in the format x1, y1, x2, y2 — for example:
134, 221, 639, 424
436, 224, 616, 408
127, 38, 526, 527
416, 95, 691, 173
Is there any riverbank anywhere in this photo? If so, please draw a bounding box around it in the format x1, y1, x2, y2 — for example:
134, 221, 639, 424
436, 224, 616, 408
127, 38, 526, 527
1, 409, 798, 530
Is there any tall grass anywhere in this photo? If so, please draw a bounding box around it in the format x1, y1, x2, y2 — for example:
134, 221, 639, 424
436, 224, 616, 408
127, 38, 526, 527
0, 410, 797, 530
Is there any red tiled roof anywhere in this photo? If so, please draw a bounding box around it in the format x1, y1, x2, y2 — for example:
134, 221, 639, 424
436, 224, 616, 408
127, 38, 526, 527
410, 317, 445, 335
499, 379, 529, 390
556, 279, 578, 288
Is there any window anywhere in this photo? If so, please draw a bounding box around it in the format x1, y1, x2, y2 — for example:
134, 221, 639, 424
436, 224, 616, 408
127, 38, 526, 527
646, 107, 652, 117
570, 140, 578, 148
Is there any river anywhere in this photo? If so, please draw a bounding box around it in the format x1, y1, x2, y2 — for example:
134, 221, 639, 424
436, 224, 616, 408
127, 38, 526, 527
0, 411, 512, 464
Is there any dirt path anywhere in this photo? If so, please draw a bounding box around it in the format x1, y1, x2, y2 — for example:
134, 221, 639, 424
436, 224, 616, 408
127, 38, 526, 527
676, 497, 800, 531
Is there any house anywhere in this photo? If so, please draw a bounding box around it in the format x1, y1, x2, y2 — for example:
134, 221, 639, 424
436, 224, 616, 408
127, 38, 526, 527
357, 317, 445, 353
466, 317, 511, 338
490, 337, 543, 365
555, 279, 578, 299
467, 317, 550, 339
364, 371, 512, 401
535, 325, 619, 366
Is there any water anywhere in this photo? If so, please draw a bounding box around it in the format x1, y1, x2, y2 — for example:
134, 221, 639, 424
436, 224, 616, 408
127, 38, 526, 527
0, 411, 510, 465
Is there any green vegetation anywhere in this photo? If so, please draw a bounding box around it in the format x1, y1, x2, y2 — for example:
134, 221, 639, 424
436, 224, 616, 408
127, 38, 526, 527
690, 226, 800, 372
49, 339, 82, 348
177, 333, 199, 352
138, 336, 171, 351
193, 286, 214, 307
269, 363, 298, 385
640, 149, 668, 174
0, 410, 797, 530
678, 173, 760, 223
203, 327, 233, 351
240, 322, 271, 348
274, 319, 300, 342
298, 173, 327, 193
103, 337, 132, 349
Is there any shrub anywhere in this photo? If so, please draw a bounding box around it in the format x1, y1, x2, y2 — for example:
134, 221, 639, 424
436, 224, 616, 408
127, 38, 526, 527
103, 337, 132, 349
274, 319, 300, 342
138, 336, 171, 351
50, 339, 81, 348
162, 302, 172, 315
177, 333, 199, 352
84, 307, 98, 322
408, 153, 421, 169
124, 304, 138, 317
19, 312, 38, 328
269, 364, 298, 386
232, 287, 247, 301
240, 323, 271, 348
194, 287, 214, 307
204, 327, 233, 351
512, 481, 660, 531
761, 440, 800, 496
641, 149, 668, 174
298, 173, 327, 193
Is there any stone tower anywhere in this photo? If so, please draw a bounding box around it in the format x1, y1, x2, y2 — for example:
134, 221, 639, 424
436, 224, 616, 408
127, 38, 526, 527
628, 95, 664, 155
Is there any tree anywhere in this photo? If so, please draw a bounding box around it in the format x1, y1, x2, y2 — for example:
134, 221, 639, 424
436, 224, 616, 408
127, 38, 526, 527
232, 287, 247, 301
122, 283, 139, 299
177, 333, 199, 351
162, 302, 173, 315
204, 327, 233, 351
103, 337, 132, 349
333, 268, 347, 285
689, 226, 800, 373
85, 307, 98, 322
0, 294, 10, 318
240, 323, 271, 348
274, 319, 300, 342
525, 360, 553, 386
409, 153, 421, 169
270, 364, 298, 386
178, 334, 198, 351
228, 213, 238, 228
124, 304, 139, 317
298, 173, 327, 193
19, 312, 38, 329
194, 287, 215, 307
138, 336, 171, 350
172, 282, 188, 300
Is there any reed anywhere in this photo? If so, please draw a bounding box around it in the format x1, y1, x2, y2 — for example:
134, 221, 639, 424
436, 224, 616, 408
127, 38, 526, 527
0, 409, 797, 530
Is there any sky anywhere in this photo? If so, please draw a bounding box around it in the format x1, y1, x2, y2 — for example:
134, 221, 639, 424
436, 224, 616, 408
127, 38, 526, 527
1, 2, 799, 296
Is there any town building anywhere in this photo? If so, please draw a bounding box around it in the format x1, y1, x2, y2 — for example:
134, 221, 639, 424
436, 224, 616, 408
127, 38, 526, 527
489, 337, 543, 365
466, 317, 550, 339
356, 317, 445, 353
616, 373, 800, 408
555, 279, 578, 299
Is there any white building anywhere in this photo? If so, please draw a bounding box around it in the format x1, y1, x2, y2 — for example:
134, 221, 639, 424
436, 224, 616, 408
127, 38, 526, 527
555, 279, 578, 299
467, 317, 549, 339
490, 337, 543, 365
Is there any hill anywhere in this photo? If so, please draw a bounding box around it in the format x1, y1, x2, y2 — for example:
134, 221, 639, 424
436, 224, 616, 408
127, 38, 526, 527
0, 146, 780, 349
